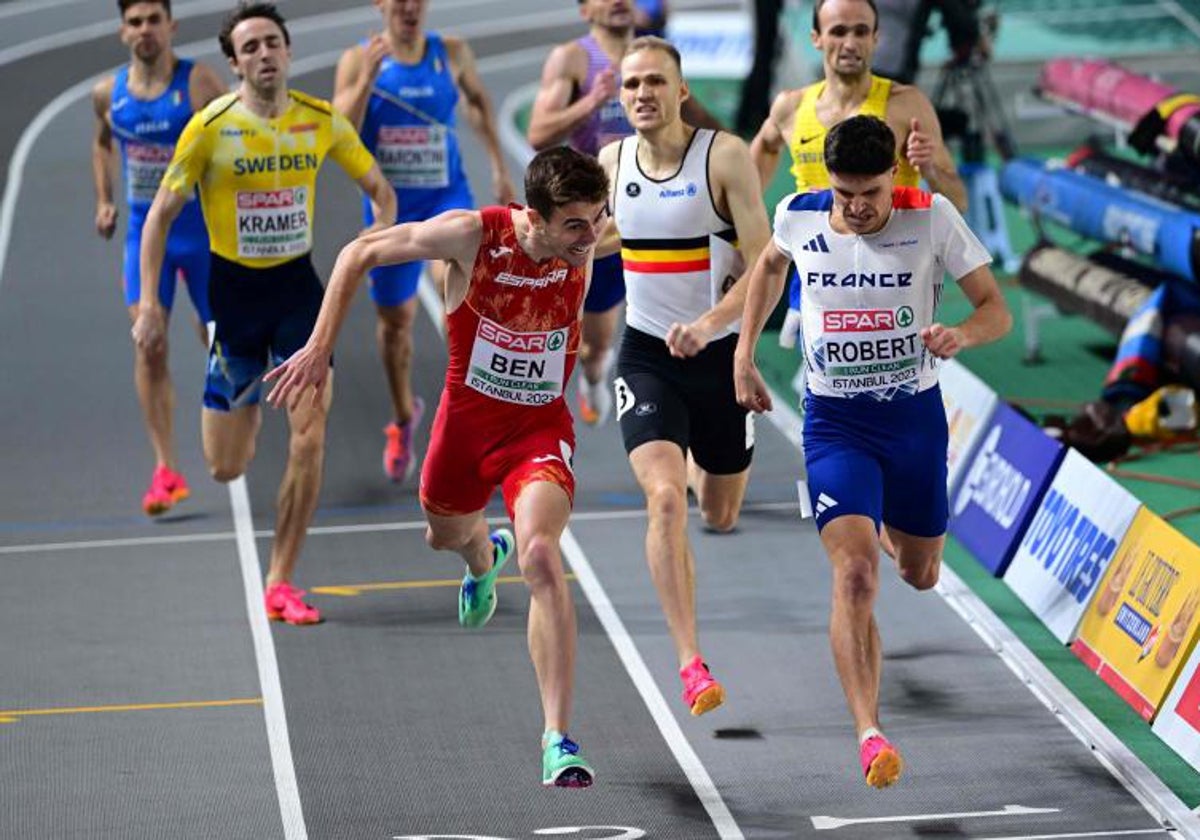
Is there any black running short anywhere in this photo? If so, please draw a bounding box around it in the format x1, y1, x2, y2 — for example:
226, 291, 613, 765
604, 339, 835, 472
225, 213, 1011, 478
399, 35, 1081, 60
613, 326, 754, 475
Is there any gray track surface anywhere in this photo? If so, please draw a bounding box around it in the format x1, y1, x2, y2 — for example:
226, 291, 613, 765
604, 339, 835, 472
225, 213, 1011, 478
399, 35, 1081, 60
0, 1, 1181, 838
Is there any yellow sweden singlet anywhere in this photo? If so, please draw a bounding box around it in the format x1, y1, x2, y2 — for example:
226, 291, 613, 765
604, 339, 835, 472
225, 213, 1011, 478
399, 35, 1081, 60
788, 75, 919, 192
162, 90, 376, 269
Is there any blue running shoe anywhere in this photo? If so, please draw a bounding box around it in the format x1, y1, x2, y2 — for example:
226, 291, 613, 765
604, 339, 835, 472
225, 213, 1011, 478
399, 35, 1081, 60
458, 528, 514, 628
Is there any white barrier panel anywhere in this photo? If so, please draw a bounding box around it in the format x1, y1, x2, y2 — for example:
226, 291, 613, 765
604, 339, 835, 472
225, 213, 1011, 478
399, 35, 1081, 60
665, 12, 753, 79
1003, 450, 1141, 643
939, 358, 1000, 495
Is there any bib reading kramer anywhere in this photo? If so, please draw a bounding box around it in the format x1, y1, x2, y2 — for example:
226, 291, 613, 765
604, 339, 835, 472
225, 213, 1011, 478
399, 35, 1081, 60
161, 90, 375, 269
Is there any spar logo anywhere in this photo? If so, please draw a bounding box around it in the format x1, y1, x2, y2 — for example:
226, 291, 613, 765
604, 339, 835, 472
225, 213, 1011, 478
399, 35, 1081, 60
823, 306, 914, 332
237, 188, 306, 209
478, 321, 564, 353
379, 126, 436, 143
953, 425, 1032, 527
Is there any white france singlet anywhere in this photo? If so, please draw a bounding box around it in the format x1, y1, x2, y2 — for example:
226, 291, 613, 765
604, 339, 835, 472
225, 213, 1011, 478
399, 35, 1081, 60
614, 129, 744, 340
774, 187, 991, 401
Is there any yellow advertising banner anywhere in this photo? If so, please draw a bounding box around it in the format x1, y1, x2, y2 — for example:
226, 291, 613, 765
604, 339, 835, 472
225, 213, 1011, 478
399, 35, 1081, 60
1072, 507, 1200, 721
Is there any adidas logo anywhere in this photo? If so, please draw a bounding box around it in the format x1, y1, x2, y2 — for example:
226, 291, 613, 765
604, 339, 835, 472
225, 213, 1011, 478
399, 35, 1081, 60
801, 233, 830, 253
815, 492, 839, 515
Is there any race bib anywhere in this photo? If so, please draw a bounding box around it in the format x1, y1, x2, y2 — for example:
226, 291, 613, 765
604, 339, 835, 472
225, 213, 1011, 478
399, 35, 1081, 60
597, 98, 631, 150
467, 318, 567, 406
125, 142, 176, 204
815, 337, 922, 395
376, 125, 449, 188
235, 187, 310, 259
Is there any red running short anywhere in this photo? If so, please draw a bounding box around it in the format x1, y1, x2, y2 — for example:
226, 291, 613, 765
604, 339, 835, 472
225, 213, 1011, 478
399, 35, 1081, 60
419, 387, 576, 520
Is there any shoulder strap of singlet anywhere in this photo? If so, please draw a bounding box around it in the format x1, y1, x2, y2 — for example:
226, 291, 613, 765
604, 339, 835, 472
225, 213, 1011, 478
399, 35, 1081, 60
862, 75, 891, 117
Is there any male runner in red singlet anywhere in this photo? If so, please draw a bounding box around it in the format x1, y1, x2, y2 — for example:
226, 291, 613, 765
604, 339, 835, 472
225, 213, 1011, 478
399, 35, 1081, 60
265, 146, 609, 789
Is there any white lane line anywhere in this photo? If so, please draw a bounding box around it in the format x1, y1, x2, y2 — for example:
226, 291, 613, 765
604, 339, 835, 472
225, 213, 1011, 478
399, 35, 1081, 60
560, 531, 745, 839
0, 0, 90, 23
0, 0, 519, 70
756, 385, 1197, 836
1159, 0, 1200, 40
416, 273, 745, 838
0, 0, 237, 68
811, 804, 1059, 830
973, 831, 1170, 840
229, 478, 307, 840
0, 531, 237, 555
0, 502, 797, 556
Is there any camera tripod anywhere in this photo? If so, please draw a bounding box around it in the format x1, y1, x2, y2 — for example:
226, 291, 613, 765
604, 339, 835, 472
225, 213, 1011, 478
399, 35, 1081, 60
932, 54, 1017, 162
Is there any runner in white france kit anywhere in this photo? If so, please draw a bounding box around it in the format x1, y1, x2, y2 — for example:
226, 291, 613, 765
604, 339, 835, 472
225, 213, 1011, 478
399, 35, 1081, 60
774, 187, 991, 402
733, 113, 1012, 790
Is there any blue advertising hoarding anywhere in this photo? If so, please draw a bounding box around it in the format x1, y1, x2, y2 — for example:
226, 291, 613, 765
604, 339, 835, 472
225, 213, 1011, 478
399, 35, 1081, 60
949, 403, 1066, 576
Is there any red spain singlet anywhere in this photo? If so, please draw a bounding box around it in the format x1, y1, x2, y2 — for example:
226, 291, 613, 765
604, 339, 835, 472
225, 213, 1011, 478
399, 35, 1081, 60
420, 205, 588, 518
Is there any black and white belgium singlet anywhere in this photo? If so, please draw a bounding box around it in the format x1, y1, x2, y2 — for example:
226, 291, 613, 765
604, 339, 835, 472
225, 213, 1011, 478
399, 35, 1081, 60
614, 128, 743, 340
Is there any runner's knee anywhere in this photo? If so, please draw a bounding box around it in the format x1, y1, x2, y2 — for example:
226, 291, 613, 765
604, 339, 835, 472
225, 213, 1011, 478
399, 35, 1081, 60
700, 501, 739, 533
426, 524, 469, 553
898, 556, 940, 591
645, 482, 687, 526
208, 454, 249, 483
833, 557, 879, 607
519, 533, 563, 589
136, 341, 169, 373
288, 425, 326, 465
377, 305, 415, 335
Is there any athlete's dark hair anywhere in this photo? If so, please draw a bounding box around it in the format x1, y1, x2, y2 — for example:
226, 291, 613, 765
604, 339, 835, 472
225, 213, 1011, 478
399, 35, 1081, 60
218, 2, 290, 60
525, 147, 609, 221
119, 0, 171, 16
812, 0, 878, 33
825, 115, 895, 176
624, 35, 683, 75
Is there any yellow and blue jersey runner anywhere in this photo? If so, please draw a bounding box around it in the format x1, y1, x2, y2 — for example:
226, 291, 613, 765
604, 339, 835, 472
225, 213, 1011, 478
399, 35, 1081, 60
162, 89, 376, 269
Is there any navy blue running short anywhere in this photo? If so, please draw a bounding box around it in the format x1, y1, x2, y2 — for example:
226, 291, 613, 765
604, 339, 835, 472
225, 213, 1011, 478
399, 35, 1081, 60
203, 253, 326, 412
803, 385, 948, 537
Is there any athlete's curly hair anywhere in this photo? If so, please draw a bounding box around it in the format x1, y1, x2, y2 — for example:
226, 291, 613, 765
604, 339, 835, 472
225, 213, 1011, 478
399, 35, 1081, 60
525, 147, 609, 221
825, 115, 895, 176
218, 2, 291, 60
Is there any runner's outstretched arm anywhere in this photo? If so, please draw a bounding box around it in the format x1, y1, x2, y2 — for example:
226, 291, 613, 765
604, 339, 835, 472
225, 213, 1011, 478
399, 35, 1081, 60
332, 35, 387, 131
266, 211, 482, 409
131, 185, 188, 351
733, 241, 791, 414
90, 77, 118, 240
748, 90, 797, 194
356, 164, 397, 230
448, 36, 516, 204
528, 44, 609, 149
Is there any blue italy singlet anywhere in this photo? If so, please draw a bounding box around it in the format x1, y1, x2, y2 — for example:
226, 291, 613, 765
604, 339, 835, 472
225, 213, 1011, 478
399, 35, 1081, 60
112, 58, 205, 241
360, 33, 473, 224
